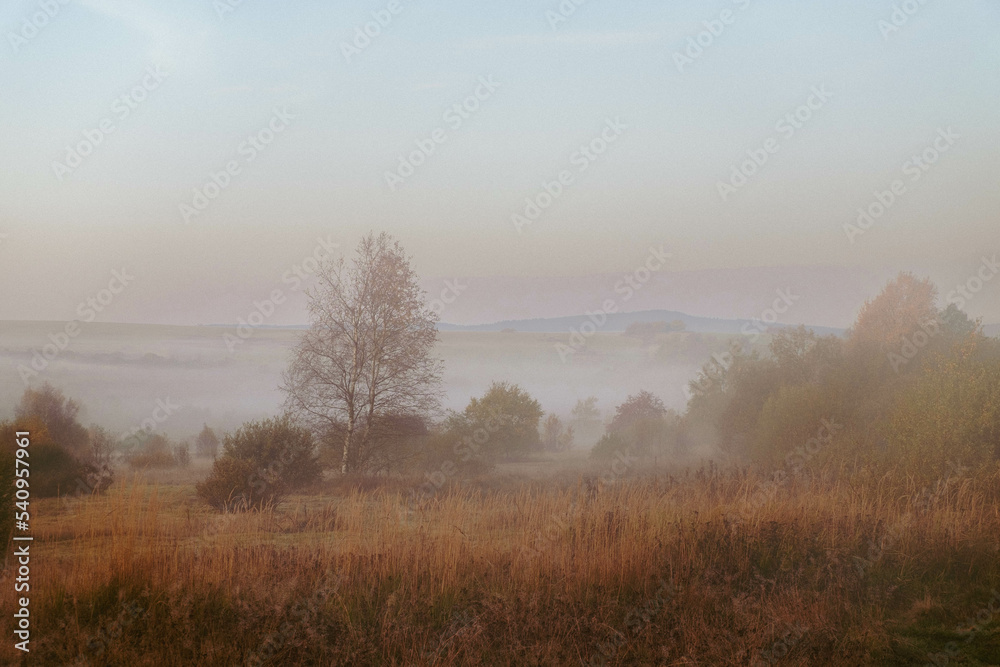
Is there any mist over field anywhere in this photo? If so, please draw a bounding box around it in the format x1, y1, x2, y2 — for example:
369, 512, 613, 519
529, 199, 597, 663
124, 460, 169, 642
0, 320, 739, 440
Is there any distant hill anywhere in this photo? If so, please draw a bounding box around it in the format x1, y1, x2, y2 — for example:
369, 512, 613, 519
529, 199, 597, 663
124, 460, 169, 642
437, 310, 845, 337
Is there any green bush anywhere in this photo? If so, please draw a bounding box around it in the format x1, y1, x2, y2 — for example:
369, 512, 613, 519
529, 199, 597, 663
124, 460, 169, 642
421, 424, 494, 477
590, 431, 629, 461
677, 274, 1000, 478
887, 335, 1000, 475
195, 457, 264, 511
591, 419, 678, 461
465, 382, 543, 459
31, 441, 93, 497
592, 392, 678, 461
749, 384, 831, 468
197, 416, 319, 511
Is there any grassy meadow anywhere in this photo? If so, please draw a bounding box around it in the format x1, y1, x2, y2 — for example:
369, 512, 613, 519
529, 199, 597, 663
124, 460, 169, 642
5, 456, 999, 666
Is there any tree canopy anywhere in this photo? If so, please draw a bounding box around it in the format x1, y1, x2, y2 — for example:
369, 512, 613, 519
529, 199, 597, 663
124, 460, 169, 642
283, 232, 442, 473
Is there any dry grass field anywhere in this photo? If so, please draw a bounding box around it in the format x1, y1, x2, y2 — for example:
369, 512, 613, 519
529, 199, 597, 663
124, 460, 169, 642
5, 460, 1000, 666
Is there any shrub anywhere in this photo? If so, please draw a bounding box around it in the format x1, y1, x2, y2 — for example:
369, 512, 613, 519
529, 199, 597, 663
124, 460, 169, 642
126, 434, 177, 469
173, 442, 191, 468
749, 384, 831, 468
15, 383, 89, 456
592, 392, 678, 461
590, 431, 629, 461
591, 418, 677, 462
458, 382, 543, 460
195, 457, 265, 511
676, 274, 999, 475
887, 334, 1000, 476
608, 391, 667, 433
420, 422, 494, 477
197, 416, 319, 511
195, 425, 220, 459
0, 418, 106, 499
87, 425, 117, 473
31, 441, 91, 497
320, 414, 430, 474
541, 414, 573, 452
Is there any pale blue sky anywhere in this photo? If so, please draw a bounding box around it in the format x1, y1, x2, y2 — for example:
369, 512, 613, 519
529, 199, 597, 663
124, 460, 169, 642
1, 0, 998, 324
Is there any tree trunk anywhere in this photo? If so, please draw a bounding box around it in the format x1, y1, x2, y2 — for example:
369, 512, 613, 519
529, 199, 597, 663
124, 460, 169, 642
342, 420, 354, 474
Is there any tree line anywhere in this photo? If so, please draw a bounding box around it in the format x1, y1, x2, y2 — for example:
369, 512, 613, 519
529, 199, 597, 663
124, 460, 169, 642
4, 233, 997, 518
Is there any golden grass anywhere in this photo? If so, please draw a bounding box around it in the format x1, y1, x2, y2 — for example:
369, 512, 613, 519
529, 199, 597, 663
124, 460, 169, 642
4, 464, 1000, 665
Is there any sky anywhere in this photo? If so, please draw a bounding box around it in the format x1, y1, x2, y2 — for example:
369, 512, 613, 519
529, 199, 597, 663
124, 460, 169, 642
0, 0, 998, 327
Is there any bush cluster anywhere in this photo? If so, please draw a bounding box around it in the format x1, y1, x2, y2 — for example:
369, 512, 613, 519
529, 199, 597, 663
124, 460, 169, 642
197, 416, 319, 511
678, 273, 1000, 477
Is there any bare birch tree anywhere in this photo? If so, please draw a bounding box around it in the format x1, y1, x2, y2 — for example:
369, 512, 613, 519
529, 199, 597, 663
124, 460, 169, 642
282, 232, 442, 474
